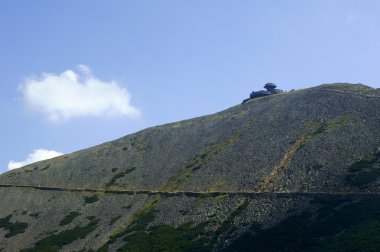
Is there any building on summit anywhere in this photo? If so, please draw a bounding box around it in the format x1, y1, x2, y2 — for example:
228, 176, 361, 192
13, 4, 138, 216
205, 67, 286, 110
242, 83, 283, 104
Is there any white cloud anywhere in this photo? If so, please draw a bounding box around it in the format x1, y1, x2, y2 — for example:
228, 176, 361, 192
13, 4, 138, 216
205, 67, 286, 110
19, 65, 140, 122
8, 149, 63, 170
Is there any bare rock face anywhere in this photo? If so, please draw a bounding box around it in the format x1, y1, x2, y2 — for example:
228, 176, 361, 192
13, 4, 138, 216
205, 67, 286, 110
1, 83, 380, 251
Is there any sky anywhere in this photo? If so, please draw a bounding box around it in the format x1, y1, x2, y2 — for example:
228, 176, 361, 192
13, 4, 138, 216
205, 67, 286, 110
1, 0, 380, 173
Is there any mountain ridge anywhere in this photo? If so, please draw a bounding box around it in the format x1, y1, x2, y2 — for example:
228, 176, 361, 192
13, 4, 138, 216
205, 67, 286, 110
1, 83, 380, 251
2, 83, 380, 193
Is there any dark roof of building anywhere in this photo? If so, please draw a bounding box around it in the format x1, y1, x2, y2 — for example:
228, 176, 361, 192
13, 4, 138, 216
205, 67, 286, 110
264, 83, 277, 89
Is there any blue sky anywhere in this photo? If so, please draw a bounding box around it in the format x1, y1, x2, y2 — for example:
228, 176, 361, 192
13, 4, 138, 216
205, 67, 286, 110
1, 0, 380, 173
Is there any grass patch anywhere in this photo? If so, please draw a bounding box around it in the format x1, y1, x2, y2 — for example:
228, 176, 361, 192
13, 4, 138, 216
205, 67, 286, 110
226, 197, 380, 252
40, 164, 51, 171
213, 194, 227, 203
179, 209, 190, 216
83, 195, 99, 204
59, 211, 81, 226
29, 212, 40, 218
122, 205, 132, 210
207, 178, 226, 192
162, 168, 193, 192
303, 113, 356, 143
303, 113, 357, 145
119, 222, 210, 252
345, 148, 380, 188
106, 167, 136, 187
107, 198, 210, 252
316, 83, 378, 95
7, 172, 17, 177
21, 219, 99, 252
215, 199, 249, 236
109, 216, 121, 226
97, 198, 159, 251
171, 123, 181, 128
231, 110, 248, 119
135, 143, 146, 155
187, 134, 240, 172
162, 135, 240, 191
0, 214, 28, 238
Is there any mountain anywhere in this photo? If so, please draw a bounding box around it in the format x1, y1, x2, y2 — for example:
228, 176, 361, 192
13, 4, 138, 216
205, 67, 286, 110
1, 83, 380, 251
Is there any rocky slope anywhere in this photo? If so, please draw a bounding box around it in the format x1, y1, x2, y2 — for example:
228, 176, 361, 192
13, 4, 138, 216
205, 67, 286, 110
0, 83, 380, 251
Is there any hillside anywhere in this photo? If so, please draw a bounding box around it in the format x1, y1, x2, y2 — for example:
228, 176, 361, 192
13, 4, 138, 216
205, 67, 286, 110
1, 83, 380, 251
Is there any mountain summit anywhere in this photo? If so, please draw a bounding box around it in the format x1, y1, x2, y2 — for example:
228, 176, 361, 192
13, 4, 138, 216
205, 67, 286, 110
1, 83, 380, 251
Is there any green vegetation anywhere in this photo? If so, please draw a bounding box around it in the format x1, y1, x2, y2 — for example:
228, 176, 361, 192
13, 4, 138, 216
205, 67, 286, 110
162, 168, 193, 191
21, 219, 99, 252
7, 172, 17, 177
0, 214, 28, 238
213, 194, 227, 203
215, 199, 249, 236
179, 209, 190, 216
162, 134, 240, 191
100, 200, 210, 252
29, 212, 40, 218
326, 113, 356, 131
106, 167, 136, 187
135, 143, 146, 154
316, 83, 378, 96
48, 195, 57, 202
206, 178, 226, 192
345, 148, 380, 188
109, 215, 121, 226
171, 123, 181, 128
346, 170, 380, 188
303, 113, 356, 143
230, 110, 248, 119
119, 222, 210, 252
226, 197, 380, 252
40, 164, 51, 171
83, 195, 99, 204
59, 211, 81, 226
186, 134, 240, 172
122, 205, 132, 210
97, 198, 159, 251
